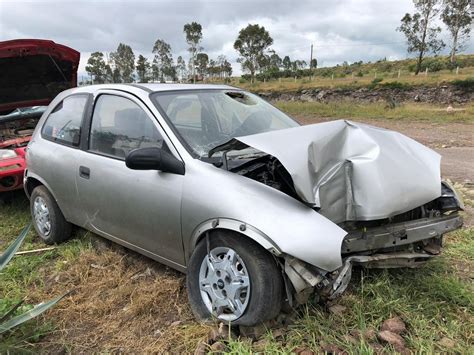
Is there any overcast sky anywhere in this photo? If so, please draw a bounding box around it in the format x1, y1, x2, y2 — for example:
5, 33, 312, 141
1, 0, 472, 78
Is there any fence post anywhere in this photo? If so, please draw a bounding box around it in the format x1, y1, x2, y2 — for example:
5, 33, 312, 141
398, 69, 401, 78
456, 66, 459, 75
374, 71, 377, 79
294, 76, 297, 82
279, 77, 281, 83
425, 67, 428, 76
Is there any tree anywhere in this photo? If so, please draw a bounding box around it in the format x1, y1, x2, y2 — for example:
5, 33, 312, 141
397, 0, 445, 75
85, 52, 108, 84
152, 39, 175, 82
441, 0, 472, 63
310, 58, 318, 69
136, 55, 151, 82
195, 52, 209, 78
183, 22, 203, 83
176, 55, 187, 81
282, 56, 292, 71
110, 43, 135, 82
234, 24, 273, 82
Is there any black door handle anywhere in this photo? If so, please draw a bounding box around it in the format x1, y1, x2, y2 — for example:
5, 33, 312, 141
79, 166, 90, 179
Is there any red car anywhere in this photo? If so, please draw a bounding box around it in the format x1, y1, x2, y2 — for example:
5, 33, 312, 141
0, 39, 79, 192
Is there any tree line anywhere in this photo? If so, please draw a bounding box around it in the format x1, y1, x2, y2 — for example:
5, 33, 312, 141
85, 22, 233, 84
85, 0, 471, 84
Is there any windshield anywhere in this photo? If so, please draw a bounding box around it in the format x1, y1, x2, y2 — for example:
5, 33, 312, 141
152, 90, 299, 158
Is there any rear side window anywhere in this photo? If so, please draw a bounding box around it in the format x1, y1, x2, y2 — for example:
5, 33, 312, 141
89, 95, 164, 159
42, 95, 87, 146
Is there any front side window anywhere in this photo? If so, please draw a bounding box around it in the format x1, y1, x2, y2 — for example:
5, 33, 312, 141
152, 90, 298, 158
89, 95, 164, 159
42, 95, 87, 146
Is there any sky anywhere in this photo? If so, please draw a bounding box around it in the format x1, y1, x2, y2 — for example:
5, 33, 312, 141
1, 0, 473, 78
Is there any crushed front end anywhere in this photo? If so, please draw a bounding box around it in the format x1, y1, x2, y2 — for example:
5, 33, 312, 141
283, 182, 463, 303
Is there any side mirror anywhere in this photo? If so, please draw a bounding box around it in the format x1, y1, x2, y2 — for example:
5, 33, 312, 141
125, 147, 185, 175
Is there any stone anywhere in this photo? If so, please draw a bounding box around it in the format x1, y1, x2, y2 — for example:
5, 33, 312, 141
294, 348, 315, 355
380, 317, 406, 334
210, 341, 226, 353
437, 337, 455, 348
377, 330, 405, 351
328, 304, 347, 316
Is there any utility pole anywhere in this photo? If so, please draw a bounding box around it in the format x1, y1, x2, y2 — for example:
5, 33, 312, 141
309, 43, 314, 80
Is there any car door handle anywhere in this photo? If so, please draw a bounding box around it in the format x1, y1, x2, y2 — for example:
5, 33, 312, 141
79, 166, 90, 179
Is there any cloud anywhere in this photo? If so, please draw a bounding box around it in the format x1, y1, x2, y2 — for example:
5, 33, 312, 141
1, 0, 472, 76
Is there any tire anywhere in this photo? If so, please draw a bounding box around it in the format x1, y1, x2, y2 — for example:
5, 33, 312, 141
187, 230, 283, 326
30, 185, 72, 245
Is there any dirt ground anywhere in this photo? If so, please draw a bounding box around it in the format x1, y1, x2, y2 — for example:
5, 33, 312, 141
295, 116, 474, 184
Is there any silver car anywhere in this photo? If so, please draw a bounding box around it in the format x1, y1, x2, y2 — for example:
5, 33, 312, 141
25, 84, 463, 325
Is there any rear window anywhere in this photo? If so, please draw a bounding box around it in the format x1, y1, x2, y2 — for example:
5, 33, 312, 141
42, 95, 87, 146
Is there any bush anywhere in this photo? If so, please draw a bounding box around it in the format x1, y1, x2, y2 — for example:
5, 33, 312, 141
379, 81, 410, 90
452, 77, 474, 92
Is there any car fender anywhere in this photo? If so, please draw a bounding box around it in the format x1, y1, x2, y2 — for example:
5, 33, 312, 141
182, 161, 348, 272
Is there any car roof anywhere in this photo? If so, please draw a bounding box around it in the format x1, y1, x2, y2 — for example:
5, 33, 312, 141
67, 83, 238, 96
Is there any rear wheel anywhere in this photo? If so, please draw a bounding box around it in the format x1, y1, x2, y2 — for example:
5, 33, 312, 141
30, 186, 72, 245
187, 230, 283, 325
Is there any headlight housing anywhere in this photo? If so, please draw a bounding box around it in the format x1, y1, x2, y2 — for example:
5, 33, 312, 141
0, 149, 18, 160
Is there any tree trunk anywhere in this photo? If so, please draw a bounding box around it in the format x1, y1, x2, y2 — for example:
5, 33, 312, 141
450, 30, 458, 63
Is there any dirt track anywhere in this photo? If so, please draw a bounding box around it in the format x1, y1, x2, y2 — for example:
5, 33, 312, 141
295, 116, 474, 184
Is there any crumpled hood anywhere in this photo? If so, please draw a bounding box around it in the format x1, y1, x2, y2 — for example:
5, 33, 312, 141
216, 120, 441, 223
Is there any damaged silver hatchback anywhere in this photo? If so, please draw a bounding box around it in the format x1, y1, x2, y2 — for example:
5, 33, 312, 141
25, 84, 463, 325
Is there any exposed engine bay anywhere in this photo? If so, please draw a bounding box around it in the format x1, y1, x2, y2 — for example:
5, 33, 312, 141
0, 117, 38, 149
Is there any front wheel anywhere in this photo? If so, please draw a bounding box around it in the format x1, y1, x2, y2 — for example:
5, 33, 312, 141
187, 230, 283, 325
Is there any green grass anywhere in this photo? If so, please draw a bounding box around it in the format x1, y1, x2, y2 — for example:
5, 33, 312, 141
274, 101, 474, 123
1, 181, 473, 352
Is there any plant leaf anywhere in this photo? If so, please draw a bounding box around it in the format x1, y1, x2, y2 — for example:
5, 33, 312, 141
0, 292, 69, 335
0, 297, 26, 323
0, 223, 31, 271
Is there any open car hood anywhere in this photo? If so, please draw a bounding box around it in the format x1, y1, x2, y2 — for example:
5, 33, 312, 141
211, 120, 441, 223
0, 39, 80, 114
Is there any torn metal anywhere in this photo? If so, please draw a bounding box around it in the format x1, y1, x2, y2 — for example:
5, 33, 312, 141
212, 120, 442, 223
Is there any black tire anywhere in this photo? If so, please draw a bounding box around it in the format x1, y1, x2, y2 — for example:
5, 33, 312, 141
187, 230, 283, 326
30, 185, 72, 245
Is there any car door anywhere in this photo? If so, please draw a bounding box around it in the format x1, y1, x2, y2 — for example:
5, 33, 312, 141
75, 91, 185, 267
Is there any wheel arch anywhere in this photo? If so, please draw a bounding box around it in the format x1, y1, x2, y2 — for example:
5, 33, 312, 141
188, 218, 283, 263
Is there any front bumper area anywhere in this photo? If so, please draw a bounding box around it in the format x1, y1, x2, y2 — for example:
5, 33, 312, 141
284, 213, 463, 304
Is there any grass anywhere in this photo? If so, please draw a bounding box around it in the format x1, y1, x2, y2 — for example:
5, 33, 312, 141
225, 67, 474, 93
1, 120, 473, 352
274, 101, 474, 124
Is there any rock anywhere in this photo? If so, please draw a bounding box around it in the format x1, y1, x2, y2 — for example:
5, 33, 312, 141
210, 341, 226, 353
194, 342, 208, 355
377, 330, 405, 351
380, 317, 406, 334
437, 337, 455, 348
271, 328, 285, 340
208, 323, 232, 342
328, 304, 347, 316
239, 324, 267, 339
170, 320, 181, 327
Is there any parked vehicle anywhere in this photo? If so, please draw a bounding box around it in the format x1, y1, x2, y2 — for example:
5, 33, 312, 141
0, 39, 79, 192
25, 84, 463, 325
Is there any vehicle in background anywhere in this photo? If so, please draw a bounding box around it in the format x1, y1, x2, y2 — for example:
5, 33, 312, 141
0, 39, 79, 192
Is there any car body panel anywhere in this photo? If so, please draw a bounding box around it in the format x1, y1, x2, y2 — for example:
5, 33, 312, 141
0, 39, 80, 114
211, 120, 442, 224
